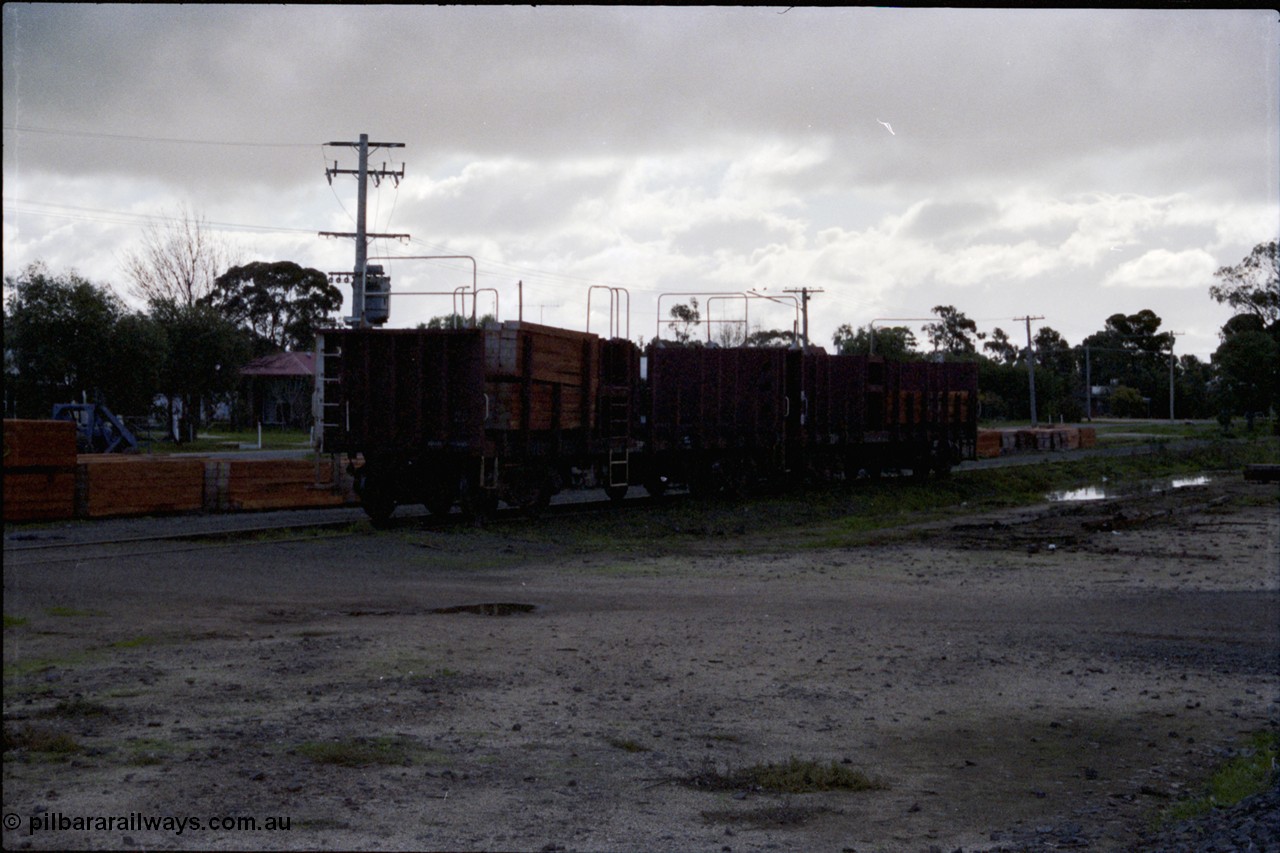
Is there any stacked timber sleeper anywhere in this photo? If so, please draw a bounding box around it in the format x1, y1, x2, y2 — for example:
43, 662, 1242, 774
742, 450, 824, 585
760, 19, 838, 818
2, 419, 77, 522
2, 419, 357, 522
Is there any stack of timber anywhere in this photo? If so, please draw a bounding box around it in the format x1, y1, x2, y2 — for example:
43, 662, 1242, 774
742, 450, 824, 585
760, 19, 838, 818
484, 322, 598, 433
977, 426, 1099, 460
222, 459, 350, 511
1014, 428, 1068, 451
976, 430, 1003, 459
3, 432, 358, 522
78, 455, 205, 518
3, 419, 77, 522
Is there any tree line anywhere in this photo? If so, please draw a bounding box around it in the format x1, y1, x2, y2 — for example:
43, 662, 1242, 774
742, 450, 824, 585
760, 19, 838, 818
4, 218, 1276, 440
667, 242, 1278, 425
4, 211, 341, 441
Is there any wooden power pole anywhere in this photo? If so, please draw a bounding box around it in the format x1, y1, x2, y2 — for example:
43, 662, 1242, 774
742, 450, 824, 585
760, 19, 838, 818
319, 133, 409, 326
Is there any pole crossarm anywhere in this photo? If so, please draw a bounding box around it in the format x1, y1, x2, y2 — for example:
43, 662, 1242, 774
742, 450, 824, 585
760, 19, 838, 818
319, 231, 411, 241
319, 133, 408, 326
782, 287, 823, 347
1013, 315, 1045, 428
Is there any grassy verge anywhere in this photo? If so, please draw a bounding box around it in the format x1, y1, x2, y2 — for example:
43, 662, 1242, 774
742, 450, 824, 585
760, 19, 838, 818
1161, 730, 1278, 824
980, 419, 1279, 447
502, 436, 1277, 557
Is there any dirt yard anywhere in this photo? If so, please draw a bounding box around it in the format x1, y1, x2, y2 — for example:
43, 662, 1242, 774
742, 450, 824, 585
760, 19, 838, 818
3, 473, 1278, 851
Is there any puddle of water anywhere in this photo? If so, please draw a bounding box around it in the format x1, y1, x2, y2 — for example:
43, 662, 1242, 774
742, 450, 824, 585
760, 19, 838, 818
1048, 486, 1110, 502
1167, 476, 1210, 489
1048, 475, 1213, 502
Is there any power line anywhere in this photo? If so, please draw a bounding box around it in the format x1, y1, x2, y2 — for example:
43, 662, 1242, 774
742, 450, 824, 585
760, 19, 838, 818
3, 124, 319, 149
2, 198, 320, 235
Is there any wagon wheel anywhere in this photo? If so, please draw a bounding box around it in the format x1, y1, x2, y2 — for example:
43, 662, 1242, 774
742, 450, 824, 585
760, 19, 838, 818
423, 477, 459, 517
931, 456, 953, 479
931, 441, 958, 479
361, 483, 398, 529
514, 479, 552, 518
501, 467, 554, 518
350, 461, 394, 527
911, 457, 932, 481
642, 476, 668, 499
460, 474, 499, 524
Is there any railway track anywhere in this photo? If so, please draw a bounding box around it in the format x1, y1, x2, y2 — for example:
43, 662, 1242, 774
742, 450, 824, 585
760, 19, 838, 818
1, 490, 673, 564
2, 441, 1228, 562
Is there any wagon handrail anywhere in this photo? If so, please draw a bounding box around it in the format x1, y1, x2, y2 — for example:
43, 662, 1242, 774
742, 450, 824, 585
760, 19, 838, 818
655, 291, 750, 343
368, 254, 481, 325
588, 286, 630, 340
745, 290, 801, 344
705, 294, 749, 345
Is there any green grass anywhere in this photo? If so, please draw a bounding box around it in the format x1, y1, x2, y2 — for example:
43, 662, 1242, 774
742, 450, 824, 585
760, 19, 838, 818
3, 615, 28, 628
493, 436, 1278, 558
1161, 731, 1279, 824
148, 428, 313, 455
110, 635, 157, 649
4, 651, 93, 680
125, 737, 181, 766
981, 419, 1243, 440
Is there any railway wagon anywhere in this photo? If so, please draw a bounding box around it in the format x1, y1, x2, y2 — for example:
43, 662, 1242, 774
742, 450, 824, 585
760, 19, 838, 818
642, 343, 791, 494
640, 344, 978, 493
317, 322, 641, 523
801, 352, 977, 478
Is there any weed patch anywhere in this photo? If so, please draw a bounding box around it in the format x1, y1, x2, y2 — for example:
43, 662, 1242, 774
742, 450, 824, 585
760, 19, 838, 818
1160, 730, 1279, 825
42, 697, 111, 718
125, 737, 180, 766
4, 724, 84, 758
605, 735, 650, 753
109, 635, 157, 649
3, 614, 29, 628
683, 757, 884, 794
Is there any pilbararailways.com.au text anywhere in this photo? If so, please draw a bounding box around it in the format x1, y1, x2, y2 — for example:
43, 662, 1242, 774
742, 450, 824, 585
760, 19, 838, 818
15, 811, 291, 836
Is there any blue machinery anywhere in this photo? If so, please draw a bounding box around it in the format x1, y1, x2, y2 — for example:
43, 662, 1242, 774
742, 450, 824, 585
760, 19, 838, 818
51, 404, 138, 454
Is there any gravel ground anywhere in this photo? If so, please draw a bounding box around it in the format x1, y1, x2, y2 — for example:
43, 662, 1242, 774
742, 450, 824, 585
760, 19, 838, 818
3, 472, 1277, 852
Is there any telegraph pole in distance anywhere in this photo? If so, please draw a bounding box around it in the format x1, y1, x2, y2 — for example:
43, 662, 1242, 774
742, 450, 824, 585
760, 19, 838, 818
1015, 315, 1044, 427
783, 287, 824, 347
1168, 332, 1183, 420
319, 134, 409, 326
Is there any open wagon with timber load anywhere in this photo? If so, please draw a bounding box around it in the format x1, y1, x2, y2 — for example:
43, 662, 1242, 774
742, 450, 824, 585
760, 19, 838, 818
316, 322, 641, 525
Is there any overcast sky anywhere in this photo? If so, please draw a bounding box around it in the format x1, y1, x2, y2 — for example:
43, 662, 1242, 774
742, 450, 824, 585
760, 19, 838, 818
4, 5, 1277, 359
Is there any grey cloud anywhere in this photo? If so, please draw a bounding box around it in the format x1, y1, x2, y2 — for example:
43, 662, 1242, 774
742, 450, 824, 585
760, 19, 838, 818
7, 6, 1274, 197
668, 215, 798, 258
4, 4, 1274, 360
